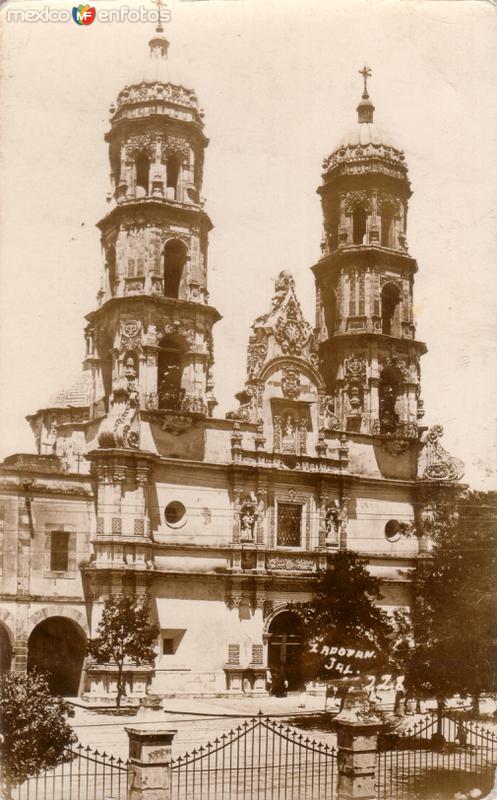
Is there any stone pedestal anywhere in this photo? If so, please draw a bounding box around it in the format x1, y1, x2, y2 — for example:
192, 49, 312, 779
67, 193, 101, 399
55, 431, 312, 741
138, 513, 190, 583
126, 728, 177, 800
335, 687, 382, 800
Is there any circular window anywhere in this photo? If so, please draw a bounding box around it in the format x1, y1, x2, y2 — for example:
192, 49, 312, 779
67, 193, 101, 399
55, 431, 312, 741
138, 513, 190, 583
385, 519, 401, 542
165, 501, 186, 528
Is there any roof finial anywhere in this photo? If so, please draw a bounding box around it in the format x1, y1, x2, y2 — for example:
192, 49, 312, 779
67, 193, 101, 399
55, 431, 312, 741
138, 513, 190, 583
152, 0, 166, 33
359, 65, 372, 97
149, 0, 169, 59
357, 65, 375, 124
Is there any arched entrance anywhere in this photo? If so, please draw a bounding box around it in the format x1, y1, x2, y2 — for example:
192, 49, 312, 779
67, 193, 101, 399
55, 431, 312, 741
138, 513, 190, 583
27, 617, 86, 696
0, 624, 12, 673
267, 610, 305, 691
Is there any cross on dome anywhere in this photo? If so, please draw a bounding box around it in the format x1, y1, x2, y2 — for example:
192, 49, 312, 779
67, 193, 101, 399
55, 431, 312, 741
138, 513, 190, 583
357, 65, 375, 124
152, 0, 166, 34
149, 0, 169, 59
359, 65, 372, 97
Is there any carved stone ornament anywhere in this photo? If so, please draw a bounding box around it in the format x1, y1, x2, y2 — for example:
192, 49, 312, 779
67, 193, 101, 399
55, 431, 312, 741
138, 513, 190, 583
274, 297, 312, 357
421, 425, 465, 481
229, 271, 317, 420
225, 589, 245, 610
266, 556, 315, 572
320, 394, 340, 431
376, 191, 401, 214
246, 336, 268, 380
120, 319, 143, 354
160, 414, 194, 435
125, 135, 156, 160
344, 353, 367, 385
281, 367, 301, 400
98, 356, 140, 450
160, 320, 195, 347
343, 190, 372, 214
379, 354, 409, 383
161, 136, 191, 164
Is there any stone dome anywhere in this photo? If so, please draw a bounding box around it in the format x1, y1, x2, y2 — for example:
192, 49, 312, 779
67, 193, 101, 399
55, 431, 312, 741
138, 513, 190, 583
335, 121, 397, 151
110, 31, 201, 125
322, 89, 407, 177
47, 373, 91, 409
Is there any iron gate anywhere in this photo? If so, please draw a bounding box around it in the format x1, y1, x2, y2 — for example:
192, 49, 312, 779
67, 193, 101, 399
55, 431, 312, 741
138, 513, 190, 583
12, 743, 129, 800
377, 713, 497, 800
171, 712, 337, 800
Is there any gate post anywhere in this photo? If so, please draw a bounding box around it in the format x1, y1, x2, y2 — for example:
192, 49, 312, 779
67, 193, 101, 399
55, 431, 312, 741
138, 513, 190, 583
335, 688, 382, 800
125, 727, 177, 800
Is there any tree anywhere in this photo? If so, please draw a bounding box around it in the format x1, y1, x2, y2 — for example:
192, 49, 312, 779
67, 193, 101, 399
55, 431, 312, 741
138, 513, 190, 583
395, 488, 497, 724
0, 670, 77, 800
296, 550, 396, 695
87, 594, 159, 708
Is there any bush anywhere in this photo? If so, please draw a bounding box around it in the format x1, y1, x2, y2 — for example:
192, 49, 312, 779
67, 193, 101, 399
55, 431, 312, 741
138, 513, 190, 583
0, 670, 77, 799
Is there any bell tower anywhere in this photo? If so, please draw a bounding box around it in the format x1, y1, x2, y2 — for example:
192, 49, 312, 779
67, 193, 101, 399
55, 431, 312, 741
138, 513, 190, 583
313, 68, 426, 454
84, 18, 220, 446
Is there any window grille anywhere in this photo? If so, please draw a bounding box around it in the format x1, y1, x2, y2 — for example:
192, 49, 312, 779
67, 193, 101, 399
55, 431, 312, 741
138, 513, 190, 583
277, 503, 302, 547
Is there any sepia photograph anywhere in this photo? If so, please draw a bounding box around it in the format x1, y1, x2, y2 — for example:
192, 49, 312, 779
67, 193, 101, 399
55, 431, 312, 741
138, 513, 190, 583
0, 0, 496, 798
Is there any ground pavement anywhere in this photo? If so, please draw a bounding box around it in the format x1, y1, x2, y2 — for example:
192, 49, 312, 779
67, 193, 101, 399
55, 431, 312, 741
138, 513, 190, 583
69, 694, 497, 763
70, 694, 334, 761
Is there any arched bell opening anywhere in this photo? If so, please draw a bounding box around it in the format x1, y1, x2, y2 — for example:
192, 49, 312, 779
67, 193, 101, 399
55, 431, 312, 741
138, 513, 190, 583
267, 610, 305, 692
352, 206, 367, 245
381, 206, 395, 248
27, 617, 86, 697
157, 333, 187, 410
163, 239, 187, 299
135, 152, 150, 197
106, 245, 117, 296
166, 154, 182, 201
379, 365, 402, 435
381, 282, 401, 335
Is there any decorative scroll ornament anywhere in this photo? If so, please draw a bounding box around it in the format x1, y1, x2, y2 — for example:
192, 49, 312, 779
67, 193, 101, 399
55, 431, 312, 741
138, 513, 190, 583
421, 425, 465, 482
98, 357, 140, 449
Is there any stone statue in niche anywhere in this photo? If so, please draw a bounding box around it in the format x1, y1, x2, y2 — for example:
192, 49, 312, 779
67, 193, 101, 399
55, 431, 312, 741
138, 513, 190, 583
239, 502, 257, 542
325, 500, 347, 547
281, 411, 297, 453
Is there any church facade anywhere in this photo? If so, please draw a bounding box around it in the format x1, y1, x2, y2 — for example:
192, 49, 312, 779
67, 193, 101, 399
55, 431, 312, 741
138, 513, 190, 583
0, 33, 463, 700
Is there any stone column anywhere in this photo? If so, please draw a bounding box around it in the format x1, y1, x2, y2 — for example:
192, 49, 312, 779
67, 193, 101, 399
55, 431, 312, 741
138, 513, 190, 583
126, 728, 177, 800
335, 687, 382, 800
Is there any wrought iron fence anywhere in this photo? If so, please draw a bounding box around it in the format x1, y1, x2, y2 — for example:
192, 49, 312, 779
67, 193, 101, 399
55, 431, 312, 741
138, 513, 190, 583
377, 713, 497, 800
12, 743, 129, 800
171, 711, 337, 800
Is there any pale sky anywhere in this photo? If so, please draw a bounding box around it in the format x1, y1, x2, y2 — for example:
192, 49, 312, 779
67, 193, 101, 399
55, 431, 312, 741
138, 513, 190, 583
0, 0, 496, 488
